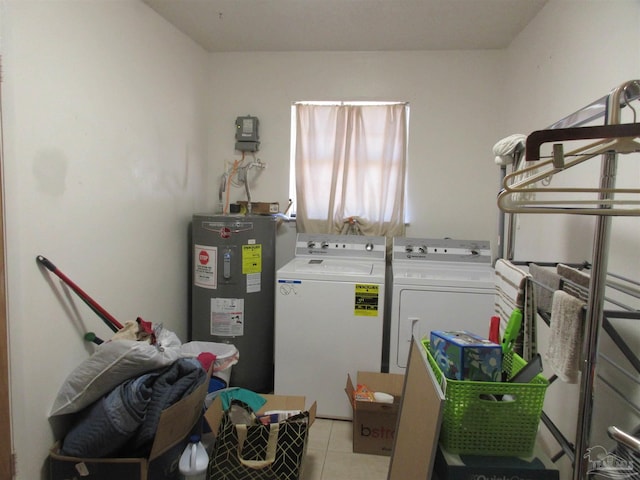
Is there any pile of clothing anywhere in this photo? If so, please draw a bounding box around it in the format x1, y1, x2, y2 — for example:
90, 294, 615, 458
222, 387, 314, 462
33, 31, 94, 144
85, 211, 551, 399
61, 357, 207, 458
50, 322, 210, 459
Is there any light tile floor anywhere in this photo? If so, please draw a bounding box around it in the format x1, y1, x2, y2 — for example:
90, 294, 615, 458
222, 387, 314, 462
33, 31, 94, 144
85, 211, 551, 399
301, 419, 390, 480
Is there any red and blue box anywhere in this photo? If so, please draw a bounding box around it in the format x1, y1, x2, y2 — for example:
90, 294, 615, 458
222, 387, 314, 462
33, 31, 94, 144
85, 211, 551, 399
430, 330, 502, 382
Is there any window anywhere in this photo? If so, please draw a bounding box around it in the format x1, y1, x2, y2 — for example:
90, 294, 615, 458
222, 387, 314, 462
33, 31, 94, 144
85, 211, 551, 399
290, 101, 409, 237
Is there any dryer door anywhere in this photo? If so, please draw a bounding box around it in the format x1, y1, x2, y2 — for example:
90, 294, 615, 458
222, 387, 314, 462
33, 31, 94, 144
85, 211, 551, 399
395, 286, 495, 369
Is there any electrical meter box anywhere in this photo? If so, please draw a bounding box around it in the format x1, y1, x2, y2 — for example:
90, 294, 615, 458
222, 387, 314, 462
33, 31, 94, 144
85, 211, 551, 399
235, 115, 260, 152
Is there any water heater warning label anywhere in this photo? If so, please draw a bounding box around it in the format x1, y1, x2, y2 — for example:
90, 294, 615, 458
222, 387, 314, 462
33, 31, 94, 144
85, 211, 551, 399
194, 244, 217, 289
242, 244, 262, 274
211, 298, 244, 336
354, 284, 379, 316
243, 244, 262, 293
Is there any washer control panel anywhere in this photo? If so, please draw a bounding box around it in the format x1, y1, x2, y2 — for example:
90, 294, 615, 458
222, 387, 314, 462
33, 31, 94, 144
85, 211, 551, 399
393, 237, 491, 263
296, 233, 386, 260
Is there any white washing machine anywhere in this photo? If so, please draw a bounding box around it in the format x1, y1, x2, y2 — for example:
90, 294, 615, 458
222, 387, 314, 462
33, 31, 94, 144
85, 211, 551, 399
389, 237, 496, 374
275, 233, 386, 419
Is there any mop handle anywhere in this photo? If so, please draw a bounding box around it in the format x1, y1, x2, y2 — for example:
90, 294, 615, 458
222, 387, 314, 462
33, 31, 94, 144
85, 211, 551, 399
36, 255, 124, 332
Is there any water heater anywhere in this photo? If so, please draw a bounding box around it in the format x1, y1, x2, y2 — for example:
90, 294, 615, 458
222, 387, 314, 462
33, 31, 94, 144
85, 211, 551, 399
191, 214, 276, 393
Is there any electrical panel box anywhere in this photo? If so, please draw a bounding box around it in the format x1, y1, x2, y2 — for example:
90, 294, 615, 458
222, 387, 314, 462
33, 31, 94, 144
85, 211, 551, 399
235, 115, 260, 152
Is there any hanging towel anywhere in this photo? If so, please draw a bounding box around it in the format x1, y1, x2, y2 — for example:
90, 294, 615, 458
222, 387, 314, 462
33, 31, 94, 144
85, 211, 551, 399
529, 263, 562, 314
557, 264, 590, 301
493, 134, 526, 166
494, 259, 537, 359
545, 290, 586, 384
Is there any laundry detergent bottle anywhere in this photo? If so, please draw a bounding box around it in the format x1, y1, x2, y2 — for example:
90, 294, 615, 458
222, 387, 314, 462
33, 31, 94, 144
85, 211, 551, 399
179, 434, 209, 480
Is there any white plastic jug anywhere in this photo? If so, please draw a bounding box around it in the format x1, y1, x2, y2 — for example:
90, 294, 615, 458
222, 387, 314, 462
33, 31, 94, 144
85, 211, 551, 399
179, 434, 209, 480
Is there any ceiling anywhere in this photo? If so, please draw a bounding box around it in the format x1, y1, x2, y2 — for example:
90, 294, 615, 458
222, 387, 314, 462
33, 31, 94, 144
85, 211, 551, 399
142, 0, 548, 52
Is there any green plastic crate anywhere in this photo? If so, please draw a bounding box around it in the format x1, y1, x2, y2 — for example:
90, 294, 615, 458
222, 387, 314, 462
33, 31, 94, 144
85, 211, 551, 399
423, 339, 548, 456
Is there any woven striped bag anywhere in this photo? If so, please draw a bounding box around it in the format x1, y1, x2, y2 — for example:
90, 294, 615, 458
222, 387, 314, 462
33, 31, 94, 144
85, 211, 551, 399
208, 401, 310, 480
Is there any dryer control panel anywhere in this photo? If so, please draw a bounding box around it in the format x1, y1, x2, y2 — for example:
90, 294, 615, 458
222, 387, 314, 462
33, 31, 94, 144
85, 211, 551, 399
392, 237, 491, 263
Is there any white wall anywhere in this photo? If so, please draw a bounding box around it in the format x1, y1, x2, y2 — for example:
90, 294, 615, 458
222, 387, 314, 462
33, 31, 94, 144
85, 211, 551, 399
504, 0, 640, 267
504, 1, 640, 477
1, 1, 209, 478
207, 50, 506, 249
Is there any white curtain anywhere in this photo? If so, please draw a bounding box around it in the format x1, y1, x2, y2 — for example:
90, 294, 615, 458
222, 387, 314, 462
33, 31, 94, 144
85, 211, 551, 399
294, 103, 407, 238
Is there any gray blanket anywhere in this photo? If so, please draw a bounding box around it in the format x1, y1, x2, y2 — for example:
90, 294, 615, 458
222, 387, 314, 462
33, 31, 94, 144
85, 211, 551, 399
60, 358, 206, 458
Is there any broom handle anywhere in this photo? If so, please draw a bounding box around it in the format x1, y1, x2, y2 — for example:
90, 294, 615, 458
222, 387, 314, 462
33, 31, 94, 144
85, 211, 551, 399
36, 255, 123, 332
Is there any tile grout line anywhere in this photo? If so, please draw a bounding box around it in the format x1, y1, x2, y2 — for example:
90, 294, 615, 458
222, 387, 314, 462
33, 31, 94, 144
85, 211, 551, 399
318, 420, 332, 480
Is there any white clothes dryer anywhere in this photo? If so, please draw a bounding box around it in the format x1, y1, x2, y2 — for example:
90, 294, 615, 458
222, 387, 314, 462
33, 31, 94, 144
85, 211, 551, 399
388, 237, 495, 374
275, 233, 386, 419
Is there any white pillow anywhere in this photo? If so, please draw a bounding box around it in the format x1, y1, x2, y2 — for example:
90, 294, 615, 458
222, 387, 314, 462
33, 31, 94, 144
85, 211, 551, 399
49, 339, 181, 416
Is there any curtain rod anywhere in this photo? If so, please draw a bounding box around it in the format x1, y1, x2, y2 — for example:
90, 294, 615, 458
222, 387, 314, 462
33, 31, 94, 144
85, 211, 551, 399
292, 101, 408, 106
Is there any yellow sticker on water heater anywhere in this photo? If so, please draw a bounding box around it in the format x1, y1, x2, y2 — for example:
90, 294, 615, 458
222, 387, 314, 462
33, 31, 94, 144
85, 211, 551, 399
242, 244, 262, 274
354, 284, 379, 316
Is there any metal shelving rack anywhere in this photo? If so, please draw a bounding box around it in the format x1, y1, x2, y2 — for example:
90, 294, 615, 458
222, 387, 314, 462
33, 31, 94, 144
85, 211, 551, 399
497, 79, 640, 480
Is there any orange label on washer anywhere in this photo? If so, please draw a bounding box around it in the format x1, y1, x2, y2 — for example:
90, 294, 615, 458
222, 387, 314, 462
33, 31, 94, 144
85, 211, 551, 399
354, 284, 379, 316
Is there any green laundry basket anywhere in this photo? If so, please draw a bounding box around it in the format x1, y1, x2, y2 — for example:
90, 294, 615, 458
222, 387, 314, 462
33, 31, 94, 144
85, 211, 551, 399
423, 339, 548, 456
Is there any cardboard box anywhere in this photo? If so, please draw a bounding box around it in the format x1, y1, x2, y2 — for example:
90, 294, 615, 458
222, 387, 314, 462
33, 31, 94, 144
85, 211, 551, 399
430, 330, 502, 382
49, 376, 209, 480
434, 442, 560, 480
345, 371, 405, 456
236, 201, 279, 214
